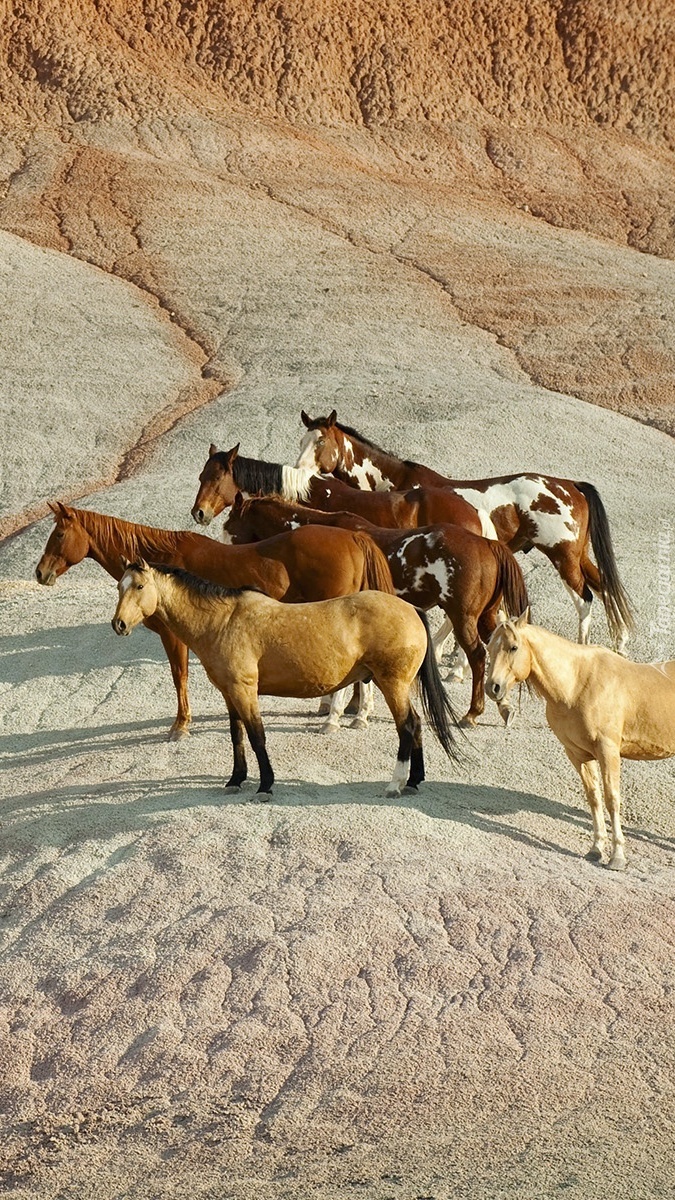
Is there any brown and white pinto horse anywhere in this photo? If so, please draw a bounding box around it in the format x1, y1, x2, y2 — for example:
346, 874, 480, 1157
192, 443, 491, 538
35, 503, 394, 740
220, 493, 530, 725
296, 411, 635, 652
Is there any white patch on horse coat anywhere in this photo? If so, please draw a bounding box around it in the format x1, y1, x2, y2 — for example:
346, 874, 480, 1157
295, 429, 321, 470
455, 477, 578, 546
342, 438, 392, 491
119, 573, 134, 594
281, 465, 316, 502
478, 509, 498, 540
220, 508, 233, 544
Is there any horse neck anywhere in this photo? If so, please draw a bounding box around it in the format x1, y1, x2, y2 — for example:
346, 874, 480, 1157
152, 574, 233, 650
75, 509, 186, 576
337, 428, 405, 490
523, 626, 584, 706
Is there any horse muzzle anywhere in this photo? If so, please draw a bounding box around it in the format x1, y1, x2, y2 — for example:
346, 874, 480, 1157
191, 504, 214, 526
489, 679, 506, 702
112, 617, 130, 636
35, 565, 56, 586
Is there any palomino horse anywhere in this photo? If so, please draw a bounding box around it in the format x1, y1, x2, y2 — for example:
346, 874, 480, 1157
112, 560, 461, 796
191, 443, 492, 538
486, 611, 675, 870
220, 493, 530, 724
35, 503, 394, 739
296, 411, 634, 652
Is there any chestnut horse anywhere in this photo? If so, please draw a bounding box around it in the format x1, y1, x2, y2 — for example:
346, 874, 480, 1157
487, 611, 675, 870
220, 493, 530, 724
191, 443, 493, 538
113, 561, 460, 797
35, 503, 394, 739
296, 411, 634, 652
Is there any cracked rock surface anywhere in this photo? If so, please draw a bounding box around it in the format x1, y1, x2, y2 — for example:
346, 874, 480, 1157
0, 2, 675, 1196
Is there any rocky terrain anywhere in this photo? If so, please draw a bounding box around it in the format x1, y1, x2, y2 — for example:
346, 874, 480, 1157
1, 3, 674, 1196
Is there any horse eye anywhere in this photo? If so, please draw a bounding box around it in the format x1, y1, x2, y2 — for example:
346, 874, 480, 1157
137, 583, 144, 590
509, 644, 517, 653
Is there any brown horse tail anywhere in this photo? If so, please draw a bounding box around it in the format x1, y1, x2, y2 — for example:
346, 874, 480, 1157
489, 541, 529, 618
354, 533, 396, 594
575, 482, 635, 638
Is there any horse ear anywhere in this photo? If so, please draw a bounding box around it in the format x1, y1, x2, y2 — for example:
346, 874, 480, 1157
515, 607, 530, 627
225, 443, 240, 465
209, 442, 217, 458
49, 500, 69, 519
233, 490, 244, 511
137, 556, 149, 571
120, 555, 131, 571
300, 410, 311, 428
327, 409, 337, 427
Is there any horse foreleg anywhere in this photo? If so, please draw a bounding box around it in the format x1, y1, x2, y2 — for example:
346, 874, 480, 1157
225, 707, 248, 791
351, 681, 375, 729
145, 617, 191, 740
344, 684, 362, 715
323, 686, 349, 733
596, 740, 626, 870
564, 748, 607, 861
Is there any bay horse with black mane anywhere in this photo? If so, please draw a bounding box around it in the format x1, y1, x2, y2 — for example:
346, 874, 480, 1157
192, 443, 494, 538
112, 561, 461, 797
296, 410, 635, 652
221, 493, 530, 724
35, 503, 394, 740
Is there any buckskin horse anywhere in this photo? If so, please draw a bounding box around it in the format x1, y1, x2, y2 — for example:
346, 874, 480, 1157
35, 503, 394, 740
112, 560, 461, 797
486, 611, 675, 870
220, 492, 530, 725
296, 411, 634, 652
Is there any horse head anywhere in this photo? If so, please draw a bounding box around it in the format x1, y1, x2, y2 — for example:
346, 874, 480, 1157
192, 443, 240, 525
486, 609, 532, 703
35, 502, 90, 585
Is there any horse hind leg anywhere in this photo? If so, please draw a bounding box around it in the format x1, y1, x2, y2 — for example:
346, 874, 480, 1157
378, 680, 421, 797
596, 740, 626, 870
563, 580, 594, 645
225, 709, 248, 791
228, 687, 274, 796
350, 681, 374, 729
322, 686, 350, 733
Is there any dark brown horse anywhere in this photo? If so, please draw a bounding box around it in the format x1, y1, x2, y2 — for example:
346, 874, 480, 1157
296, 410, 635, 651
192, 443, 489, 537
221, 493, 530, 724
35, 503, 394, 739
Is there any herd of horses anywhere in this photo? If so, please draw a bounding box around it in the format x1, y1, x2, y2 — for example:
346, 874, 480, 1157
35, 410, 675, 870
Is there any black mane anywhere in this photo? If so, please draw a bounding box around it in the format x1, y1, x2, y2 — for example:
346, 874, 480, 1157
337, 422, 417, 467
223, 454, 284, 496
153, 564, 261, 600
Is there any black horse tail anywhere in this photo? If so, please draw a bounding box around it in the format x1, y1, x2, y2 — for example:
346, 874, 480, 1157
415, 610, 462, 763
576, 481, 635, 640
489, 541, 530, 618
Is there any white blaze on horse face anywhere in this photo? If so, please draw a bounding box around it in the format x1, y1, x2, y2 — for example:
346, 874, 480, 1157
341, 438, 392, 492
296, 429, 322, 470
119, 572, 135, 594
455, 477, 578, 547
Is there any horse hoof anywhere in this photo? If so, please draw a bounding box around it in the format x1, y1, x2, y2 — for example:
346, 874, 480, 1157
224, 783, 242, 792
255, 790, 273, 802
607, 856, 627, 872
322, 721, 339, 735
317, 701, 331, 716
344, 701, 360, 716
585, 847, 603, 862
385, 784, 402, 798
168, 726, 190, 742
350, 716, 368, 730
404, 783, 419, 793
459, 714, 477, 729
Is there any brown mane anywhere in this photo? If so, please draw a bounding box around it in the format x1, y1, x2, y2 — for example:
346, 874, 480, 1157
69, 506, 196, 562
